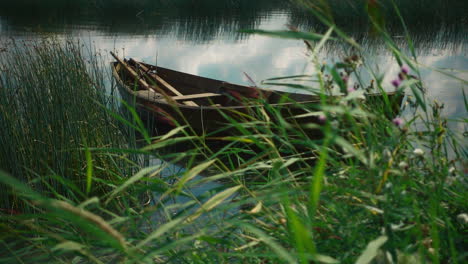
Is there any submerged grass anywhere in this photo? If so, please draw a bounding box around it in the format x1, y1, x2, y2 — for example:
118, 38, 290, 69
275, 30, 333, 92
0, 1, 467, 264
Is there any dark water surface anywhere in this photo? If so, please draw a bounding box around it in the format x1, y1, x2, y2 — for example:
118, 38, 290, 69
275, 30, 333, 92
1, 0, 466, 126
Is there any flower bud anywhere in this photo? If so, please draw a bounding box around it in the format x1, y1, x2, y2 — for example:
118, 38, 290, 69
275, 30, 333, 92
392, 117, 404, 127
391, 79, 401, 87
413, 148, 424, 156
401, 65, 410, 74
457, 213, 468, 224
398, 161, 409, 170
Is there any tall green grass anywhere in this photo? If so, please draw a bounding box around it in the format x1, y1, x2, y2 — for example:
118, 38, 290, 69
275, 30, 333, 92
0, 2, 467, 263
0, 40, 141, 211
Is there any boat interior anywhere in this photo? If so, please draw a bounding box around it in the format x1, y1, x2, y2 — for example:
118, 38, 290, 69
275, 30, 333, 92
113, 59, 321, 107
112, 55, 403, 112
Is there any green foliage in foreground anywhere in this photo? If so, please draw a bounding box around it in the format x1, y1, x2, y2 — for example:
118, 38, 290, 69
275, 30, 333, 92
0, 6, 467, 264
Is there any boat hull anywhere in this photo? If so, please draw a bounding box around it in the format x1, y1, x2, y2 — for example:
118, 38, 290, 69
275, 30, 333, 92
111, 61, 405, 136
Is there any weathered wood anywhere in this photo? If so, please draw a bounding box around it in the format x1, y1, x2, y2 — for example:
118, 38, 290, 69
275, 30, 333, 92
129, 59, 198, 107
172, 93, 221, 101
110, 52, 155, 92
112, 60, 405, 136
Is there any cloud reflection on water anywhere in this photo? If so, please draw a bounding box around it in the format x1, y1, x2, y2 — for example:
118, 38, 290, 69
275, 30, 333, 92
0, 9, 466, 122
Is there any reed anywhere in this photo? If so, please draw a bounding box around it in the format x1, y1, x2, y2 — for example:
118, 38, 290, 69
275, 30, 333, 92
0, 39, 140, 211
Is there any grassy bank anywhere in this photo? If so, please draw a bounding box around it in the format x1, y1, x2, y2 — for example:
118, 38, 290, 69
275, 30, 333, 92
0, 2, 467, 264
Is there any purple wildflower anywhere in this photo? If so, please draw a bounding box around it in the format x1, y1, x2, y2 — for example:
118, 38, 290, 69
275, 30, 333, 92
401, 65, 410, 75
318, 114, 327, 122
341, 74, 349, 83
391, 79, 401, 87
392, 117, 404, 127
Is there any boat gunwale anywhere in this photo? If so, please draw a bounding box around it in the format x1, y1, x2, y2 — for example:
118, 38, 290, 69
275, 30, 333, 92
111, 61, 403, 111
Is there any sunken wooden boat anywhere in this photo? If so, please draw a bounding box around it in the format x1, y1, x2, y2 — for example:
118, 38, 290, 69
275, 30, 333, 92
111, 52, 404, 136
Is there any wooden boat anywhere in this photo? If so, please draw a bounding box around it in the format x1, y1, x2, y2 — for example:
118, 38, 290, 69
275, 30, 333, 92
110, 52, 404, 136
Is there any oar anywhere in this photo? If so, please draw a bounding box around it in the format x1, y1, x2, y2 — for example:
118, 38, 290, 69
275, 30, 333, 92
110, 51, 155, 92
129, 59, 198, 107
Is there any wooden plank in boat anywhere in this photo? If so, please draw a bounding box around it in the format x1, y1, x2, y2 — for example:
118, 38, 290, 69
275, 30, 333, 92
172, 93, 221, 101
129, 59, 199, 107
110, 52, 155, 92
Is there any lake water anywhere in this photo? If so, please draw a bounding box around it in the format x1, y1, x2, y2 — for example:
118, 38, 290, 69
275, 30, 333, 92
0, 0, 466, 130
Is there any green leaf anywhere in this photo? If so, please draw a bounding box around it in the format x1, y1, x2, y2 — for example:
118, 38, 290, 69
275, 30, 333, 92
176, 160, 216, 191
335, 137, 368, 166
0, 170, 43, 201
188, 185, 241, 222
105, 165, 163, 204
280, 158, 300, 169
313, 27, 334, 54
136, 217, 185, 248
329, 66, 346, 94
85, 146, 93, 195
262, 82, 320, 93
344, 90, 365, 101
120, 99, 151, 143
292, 111, 324, 119
242, 224, 297, 264
309, 136, 329, 215
264, 74, 316, 81
355, 236, 388, 264
78, 197, 100, 209
159, 125, 188, 141
314, 254, 339, 264
410, 85, 427, 112
52, 241, 85, 252
285, 198, 317, 263
142, 136, 197, 151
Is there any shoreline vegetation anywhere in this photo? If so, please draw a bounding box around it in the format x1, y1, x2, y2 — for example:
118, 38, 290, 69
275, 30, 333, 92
1, 1, 467, 263
0, 40, 144, 212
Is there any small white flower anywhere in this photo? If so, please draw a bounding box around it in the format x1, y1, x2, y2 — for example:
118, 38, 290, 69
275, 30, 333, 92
194, 239, 202, 248
457, 213, 468, 224
383, 149, 392, 159
448, 166, 456, 174
385, 182, 393, 189
413, 148, 424, 156
390, 221, 404, 230
398, 161, 409, 170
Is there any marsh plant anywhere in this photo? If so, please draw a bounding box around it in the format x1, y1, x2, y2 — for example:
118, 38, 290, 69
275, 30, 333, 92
0, 39, 142, 212
0, 2, 467, 264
